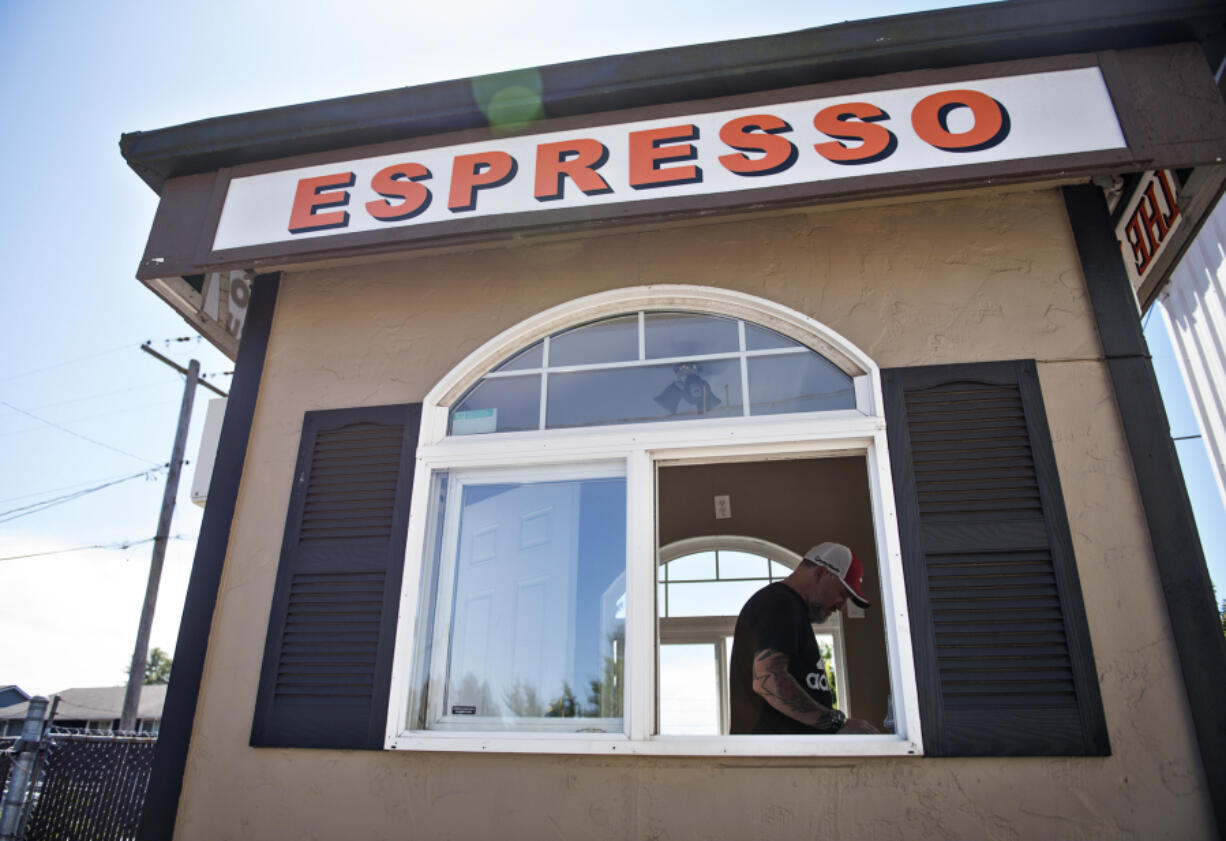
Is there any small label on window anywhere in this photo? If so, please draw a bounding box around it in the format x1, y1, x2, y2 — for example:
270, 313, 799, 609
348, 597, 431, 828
451, 705, 477, 715
452, 408, 497, 435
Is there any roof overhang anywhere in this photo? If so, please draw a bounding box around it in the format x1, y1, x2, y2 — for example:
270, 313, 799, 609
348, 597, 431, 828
121, 0, 1226, 194
119, 0, 1226, 358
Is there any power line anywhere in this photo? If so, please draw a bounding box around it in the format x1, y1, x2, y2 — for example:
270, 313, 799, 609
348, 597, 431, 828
0, 534, 197, 563
0, 467, 166, 524
0, 468, 165, 505
0, 399, 160, 466
0, 340, 230, 389
0, 399, 180, 438
139, 344, 227, 398
0, 344, 133, 384
24, 381, 171, 413
0, 537, 155, 561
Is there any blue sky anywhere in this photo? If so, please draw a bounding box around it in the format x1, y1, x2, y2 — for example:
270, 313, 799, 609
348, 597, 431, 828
1144, 308, 1226, 603
0, 0, 1221, 696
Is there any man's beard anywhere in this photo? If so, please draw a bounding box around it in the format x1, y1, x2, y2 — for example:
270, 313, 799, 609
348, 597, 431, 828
808, 601, 831, 623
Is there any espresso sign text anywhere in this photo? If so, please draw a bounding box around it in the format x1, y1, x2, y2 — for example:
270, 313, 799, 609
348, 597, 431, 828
213, 68, 1125, 252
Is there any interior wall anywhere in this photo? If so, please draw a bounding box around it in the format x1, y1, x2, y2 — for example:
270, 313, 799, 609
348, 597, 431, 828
657, 457, 889, 726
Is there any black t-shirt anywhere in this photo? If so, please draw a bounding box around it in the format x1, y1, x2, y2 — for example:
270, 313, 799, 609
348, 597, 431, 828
729, 581, 834, 734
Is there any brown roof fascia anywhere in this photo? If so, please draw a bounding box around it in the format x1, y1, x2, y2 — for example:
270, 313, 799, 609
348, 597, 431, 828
119, 0, 1226, 195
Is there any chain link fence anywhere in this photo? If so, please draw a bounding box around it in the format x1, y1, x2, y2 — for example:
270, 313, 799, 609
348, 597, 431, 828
2, 729, 156, 841
0, 738, 17, 808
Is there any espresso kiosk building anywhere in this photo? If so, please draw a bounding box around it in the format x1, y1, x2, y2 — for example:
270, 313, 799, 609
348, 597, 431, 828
121, 1, 1226, 838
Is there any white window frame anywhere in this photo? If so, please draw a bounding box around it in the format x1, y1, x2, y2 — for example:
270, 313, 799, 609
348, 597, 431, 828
423, 460, 627, 734
386, 285, 923, 757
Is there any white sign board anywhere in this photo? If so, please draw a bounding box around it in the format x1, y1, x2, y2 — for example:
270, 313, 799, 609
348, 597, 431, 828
190, 397, 227, 507
214, 67, 1126, 252
1115, 170, 1183, 291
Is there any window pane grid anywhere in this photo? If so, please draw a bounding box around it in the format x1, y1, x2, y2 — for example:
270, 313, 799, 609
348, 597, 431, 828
738, 321, 751, 417
450, 311, 852, 435
480, 346, 808, 379
538, 336, 551, 430
660, 550, 782, 583
481, 345, 809, 379
659, 549, 780, 619
664, 575, 777, 584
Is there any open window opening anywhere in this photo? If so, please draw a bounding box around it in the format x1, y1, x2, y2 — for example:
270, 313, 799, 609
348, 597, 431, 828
656, 458, 891, 736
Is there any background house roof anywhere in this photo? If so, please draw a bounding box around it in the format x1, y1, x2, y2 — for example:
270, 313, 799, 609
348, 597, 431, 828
119, 0, 1226, 194
0, 686, 30, 709
0, 685, 166, 722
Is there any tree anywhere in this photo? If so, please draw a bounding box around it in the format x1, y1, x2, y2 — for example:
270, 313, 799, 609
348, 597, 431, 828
546, 682, 580, 718
143, 647, 173, 684
584, 647, 625, 718
818, 639, 839, 704
456, 673, 497, 716
1220, 598, 1225, 637
502, 679, 545, 717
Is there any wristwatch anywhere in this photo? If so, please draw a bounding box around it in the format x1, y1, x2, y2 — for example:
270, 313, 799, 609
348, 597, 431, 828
814, 708, 846, 733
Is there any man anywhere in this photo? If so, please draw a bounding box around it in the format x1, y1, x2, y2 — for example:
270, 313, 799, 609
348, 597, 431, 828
729, 542, 879, 735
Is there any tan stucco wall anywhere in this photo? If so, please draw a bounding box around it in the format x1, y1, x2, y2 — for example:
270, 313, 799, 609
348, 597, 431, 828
175, 187, 1215, 840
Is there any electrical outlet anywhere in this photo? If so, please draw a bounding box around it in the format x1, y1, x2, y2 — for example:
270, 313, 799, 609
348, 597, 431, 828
714, 494, 731, 519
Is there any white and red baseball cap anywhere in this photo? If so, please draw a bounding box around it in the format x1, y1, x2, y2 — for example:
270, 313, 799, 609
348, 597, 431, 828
804, 542, 871, 608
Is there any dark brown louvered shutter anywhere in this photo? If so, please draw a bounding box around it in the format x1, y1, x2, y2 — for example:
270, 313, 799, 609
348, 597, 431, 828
882, 360, 1108, 757
251, 403, 421, 749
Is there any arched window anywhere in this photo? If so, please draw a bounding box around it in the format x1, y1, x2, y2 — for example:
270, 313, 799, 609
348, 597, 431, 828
389, 286, 917, 757
449, 312, 855, 435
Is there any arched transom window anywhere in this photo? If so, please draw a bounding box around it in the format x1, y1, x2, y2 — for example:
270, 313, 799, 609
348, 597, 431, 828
450, 311, 855, 435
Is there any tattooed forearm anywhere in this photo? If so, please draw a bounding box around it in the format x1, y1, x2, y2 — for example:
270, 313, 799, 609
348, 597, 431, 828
752, 648, 827, 726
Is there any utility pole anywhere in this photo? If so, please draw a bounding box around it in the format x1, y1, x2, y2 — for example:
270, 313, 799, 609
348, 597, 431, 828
120, 348, 225, 731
